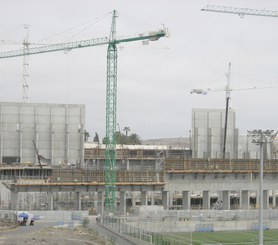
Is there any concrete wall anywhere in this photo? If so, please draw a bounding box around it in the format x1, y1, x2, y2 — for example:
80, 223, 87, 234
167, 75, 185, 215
0, 102, 84, 166
191, 108, 238, 159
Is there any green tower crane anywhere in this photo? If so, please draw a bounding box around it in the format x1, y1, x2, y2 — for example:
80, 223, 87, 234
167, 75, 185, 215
105, 10, 118, 213
0, 10, 168, 213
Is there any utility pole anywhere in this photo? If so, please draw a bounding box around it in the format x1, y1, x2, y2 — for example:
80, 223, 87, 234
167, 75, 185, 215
248, 130, 278, 245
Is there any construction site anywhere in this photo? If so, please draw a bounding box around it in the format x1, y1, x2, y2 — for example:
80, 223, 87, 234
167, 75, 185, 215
1, 2, 278, 245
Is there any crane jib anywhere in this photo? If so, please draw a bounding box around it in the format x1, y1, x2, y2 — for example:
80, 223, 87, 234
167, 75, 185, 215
0, 30, 166, 59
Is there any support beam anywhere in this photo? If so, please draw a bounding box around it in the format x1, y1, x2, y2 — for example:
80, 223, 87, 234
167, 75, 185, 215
10, 191, 18, 210
222, 191, 230, 210
76, 192, 81, 211
97, 191, 104, 215
203, 190, 210, 209
241, 190, 249, 210
263, 190, 269, 209
141, 191, 148, 206
272, 190, 276, 208
119, 191, 126, 215
162, 191, 169, 210
48, 192, 54, 210
182, 191, 190, 210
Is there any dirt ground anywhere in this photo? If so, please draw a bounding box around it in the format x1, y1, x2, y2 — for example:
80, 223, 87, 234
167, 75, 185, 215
1, 226, 113, 245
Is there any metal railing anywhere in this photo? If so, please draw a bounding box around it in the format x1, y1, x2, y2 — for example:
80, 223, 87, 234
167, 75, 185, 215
165, 159, 278, 172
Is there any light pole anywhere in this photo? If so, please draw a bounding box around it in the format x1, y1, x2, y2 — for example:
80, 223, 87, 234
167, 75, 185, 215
247, 130, 278, 245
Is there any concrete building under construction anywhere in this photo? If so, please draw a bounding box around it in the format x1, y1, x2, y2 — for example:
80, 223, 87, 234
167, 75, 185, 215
191, 108, 239, 159
0, 102, 84, 166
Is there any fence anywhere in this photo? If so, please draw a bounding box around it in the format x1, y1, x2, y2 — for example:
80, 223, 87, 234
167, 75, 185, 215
101, 211, 278, 245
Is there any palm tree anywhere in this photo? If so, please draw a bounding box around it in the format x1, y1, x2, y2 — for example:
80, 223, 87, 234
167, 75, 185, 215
123, 127, 130, 137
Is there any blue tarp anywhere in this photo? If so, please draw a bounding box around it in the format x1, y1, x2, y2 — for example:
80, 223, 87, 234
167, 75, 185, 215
18, 213, 28, 219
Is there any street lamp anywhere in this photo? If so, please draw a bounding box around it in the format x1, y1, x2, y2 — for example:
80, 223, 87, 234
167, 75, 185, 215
247, 129, 278, 245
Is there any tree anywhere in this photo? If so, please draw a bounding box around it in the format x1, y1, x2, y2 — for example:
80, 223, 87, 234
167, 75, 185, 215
93, 132, 99, 143
123, 126, 130, 137
102, 131, 142, 145
84, 130, 90, 142
128, 133, 142, 145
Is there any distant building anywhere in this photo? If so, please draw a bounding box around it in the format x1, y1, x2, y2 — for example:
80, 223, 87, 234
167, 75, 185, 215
191, 108, 238, 159
238, 135, 275, 160
0, 102, 84, 166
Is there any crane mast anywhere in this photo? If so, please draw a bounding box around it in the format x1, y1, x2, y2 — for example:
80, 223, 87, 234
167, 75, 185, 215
105, 10, 118, 213
23, 24, 30, 102
223, 62, 231, 159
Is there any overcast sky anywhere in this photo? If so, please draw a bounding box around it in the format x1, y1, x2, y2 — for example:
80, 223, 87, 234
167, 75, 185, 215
0, 0, 278, 140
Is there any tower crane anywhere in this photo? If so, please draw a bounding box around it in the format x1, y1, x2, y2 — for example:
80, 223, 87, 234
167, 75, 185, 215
201, 6, 278, 244
0, 10, 168, 213
191, 63, 231, 160
191, 64, 278, 159
201, 5, 278, 18
199, 5, 278, 160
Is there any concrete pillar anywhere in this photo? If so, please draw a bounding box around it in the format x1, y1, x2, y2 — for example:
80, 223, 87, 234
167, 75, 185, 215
76, 192, 81, 211
151, 191, 155, 205
10, 191, 18, 210
222, 191, 230, 210
48, 192, 54, 210
273, 190, 276, 208
131, 192, 136, 210
97, 191, 104, 215
126, 159, 130, 170
241, 190, 249, 210
141, 191, 148, 206
218, 191, 223, 202
93, 192, 98, 209
162, 191, 169, 210
182, 191, 190, 210
119, 191, 126, 215
203, 191, 210, 210
263, 190, 269, 209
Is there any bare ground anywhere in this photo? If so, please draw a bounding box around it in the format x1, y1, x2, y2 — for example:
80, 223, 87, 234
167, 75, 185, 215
0, 226, 113, 245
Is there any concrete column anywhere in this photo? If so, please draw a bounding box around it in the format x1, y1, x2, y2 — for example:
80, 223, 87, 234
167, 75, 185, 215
273, 190, 276, 208
10, 191, 18, 210
119, 191, 126, 215
97, 191, 104, 215
48, 192, 54, 210
126, 159, 130, 170
162, 191, 169, 210
131, 192, 136, 210
76, 192, 81, 211
182, 191, 190, 210
141, 191, 147, 206
222, 191, 230, 210
93, 192, 98, 210
151, 191, 155, 205
263, 190, 269, 209
241, 190, 249, 210
203, 191, 210, 210
218, 191, 223, 202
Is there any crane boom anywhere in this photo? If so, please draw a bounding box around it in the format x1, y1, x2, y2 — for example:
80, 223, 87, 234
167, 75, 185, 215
201, 5, 278, 18
0, 30, 166, 59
